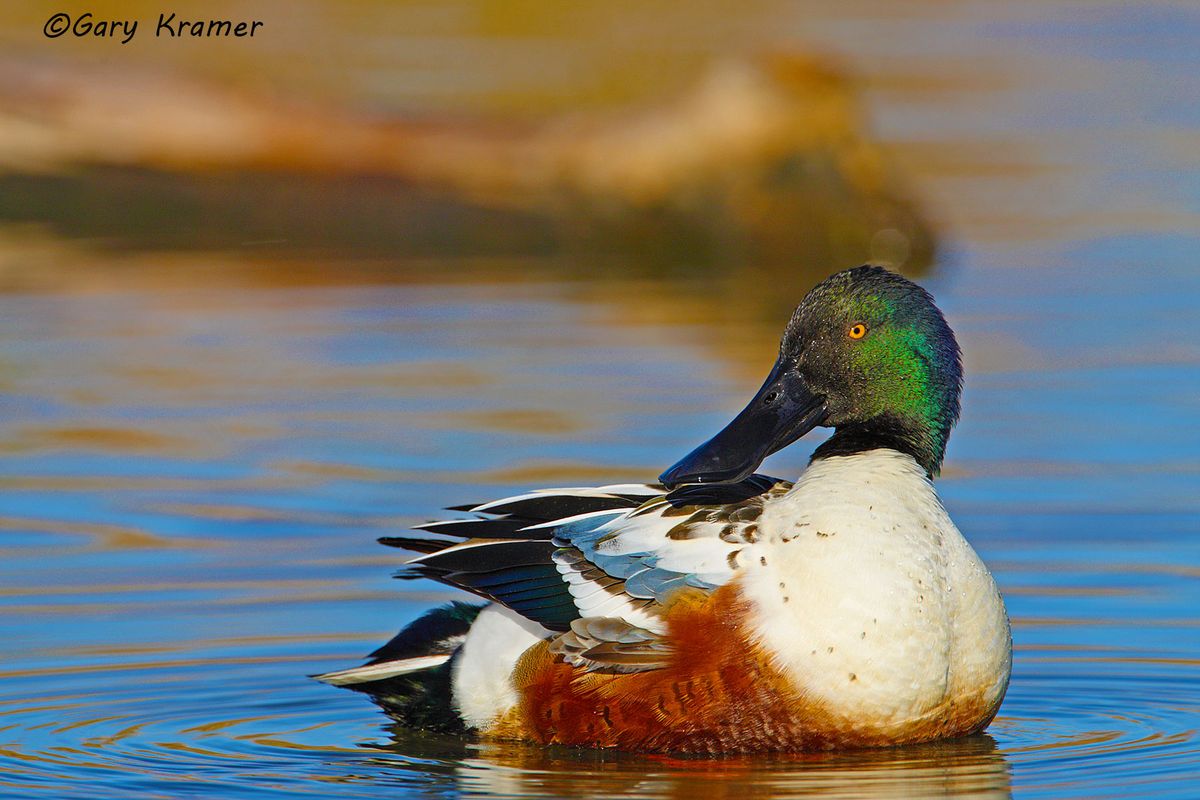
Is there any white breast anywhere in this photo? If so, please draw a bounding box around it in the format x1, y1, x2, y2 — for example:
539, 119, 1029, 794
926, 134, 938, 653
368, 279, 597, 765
738, 449, 1011, 728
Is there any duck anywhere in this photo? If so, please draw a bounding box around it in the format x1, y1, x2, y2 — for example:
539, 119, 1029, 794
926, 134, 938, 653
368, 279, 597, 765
316, 265, 1012, 754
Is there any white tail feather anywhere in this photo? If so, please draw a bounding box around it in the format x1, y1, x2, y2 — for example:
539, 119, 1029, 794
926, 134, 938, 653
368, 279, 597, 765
313, 654, 450, 686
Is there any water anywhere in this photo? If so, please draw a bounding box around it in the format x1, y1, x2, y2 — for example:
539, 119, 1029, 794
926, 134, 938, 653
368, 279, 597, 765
3, 2, 1200, 798
3, 255, 1198, 799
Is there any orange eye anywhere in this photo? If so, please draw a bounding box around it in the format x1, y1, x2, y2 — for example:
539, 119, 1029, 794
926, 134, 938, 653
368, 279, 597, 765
848, 323, 867, 340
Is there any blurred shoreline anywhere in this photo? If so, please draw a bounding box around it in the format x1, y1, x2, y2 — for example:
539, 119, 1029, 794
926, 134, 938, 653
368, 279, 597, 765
0, 52, 934, 301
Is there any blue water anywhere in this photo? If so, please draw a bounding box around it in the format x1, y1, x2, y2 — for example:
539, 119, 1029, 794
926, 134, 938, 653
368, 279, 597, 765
1, 248, 1197, 798
3, 1, 1200, 798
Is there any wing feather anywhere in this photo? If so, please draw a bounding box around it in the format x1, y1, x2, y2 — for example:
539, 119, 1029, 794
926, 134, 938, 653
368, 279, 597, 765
381, 475, 790, 667
549, 617, 674, 673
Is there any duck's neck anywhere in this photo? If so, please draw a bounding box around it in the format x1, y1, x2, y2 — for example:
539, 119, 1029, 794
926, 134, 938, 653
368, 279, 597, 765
811, 415, 944, 478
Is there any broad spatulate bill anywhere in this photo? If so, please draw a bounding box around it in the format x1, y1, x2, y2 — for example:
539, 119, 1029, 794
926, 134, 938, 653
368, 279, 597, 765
317, 266, 1011, 754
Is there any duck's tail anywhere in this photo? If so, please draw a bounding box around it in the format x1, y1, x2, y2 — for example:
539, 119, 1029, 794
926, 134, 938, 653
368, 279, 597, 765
314, 601, 484, 733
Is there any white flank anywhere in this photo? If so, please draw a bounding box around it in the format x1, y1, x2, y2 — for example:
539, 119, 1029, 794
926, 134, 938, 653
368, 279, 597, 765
451, 604, 552, 730
313, 654, 451, 686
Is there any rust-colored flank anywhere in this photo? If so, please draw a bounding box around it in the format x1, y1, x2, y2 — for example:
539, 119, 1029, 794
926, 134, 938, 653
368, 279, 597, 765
490, 585, 1000, 754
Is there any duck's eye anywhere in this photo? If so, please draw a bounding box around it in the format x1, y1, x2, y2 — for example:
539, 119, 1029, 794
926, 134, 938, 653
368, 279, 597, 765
848, 323, 868, 340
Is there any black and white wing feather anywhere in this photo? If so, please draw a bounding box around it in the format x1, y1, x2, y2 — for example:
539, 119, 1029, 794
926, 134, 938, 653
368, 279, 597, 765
381, 476, 790, 671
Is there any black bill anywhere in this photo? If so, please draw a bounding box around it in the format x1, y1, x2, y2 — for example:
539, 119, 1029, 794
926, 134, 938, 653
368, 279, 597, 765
659, 358, 827, 488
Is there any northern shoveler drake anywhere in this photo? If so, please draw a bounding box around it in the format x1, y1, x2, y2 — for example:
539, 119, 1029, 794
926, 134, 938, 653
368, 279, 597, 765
317, 265, 1012, 754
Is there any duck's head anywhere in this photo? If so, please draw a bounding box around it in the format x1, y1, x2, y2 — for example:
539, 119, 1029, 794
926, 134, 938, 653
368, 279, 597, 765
660, 265, 961, 487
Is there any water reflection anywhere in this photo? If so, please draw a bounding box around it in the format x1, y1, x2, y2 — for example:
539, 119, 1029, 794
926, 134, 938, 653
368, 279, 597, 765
370, 732, 1012, 800
0, 226, 820, 388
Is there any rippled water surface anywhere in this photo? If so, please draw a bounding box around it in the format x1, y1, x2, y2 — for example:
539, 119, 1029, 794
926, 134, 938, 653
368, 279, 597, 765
3, 2, 1200, 799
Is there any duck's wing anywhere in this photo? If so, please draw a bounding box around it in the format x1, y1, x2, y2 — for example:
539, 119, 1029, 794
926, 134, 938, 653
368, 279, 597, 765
380, 475, 790, 673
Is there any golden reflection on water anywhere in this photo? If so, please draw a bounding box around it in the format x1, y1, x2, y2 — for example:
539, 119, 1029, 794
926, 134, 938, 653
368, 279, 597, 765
375, 733, 1012, 800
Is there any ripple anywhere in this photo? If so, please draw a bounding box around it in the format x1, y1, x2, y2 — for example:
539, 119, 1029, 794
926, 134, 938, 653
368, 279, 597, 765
0, 652, 393, 798
995, 661, 1200, 797
0, 642, 1197, 800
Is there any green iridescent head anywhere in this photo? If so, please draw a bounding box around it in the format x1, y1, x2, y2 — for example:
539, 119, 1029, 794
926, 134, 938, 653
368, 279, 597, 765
786, 265, 962, 475
661, 265, 962, 487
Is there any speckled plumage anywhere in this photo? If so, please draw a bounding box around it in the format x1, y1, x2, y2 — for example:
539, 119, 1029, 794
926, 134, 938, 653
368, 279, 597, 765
736, 449, 1010, 740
